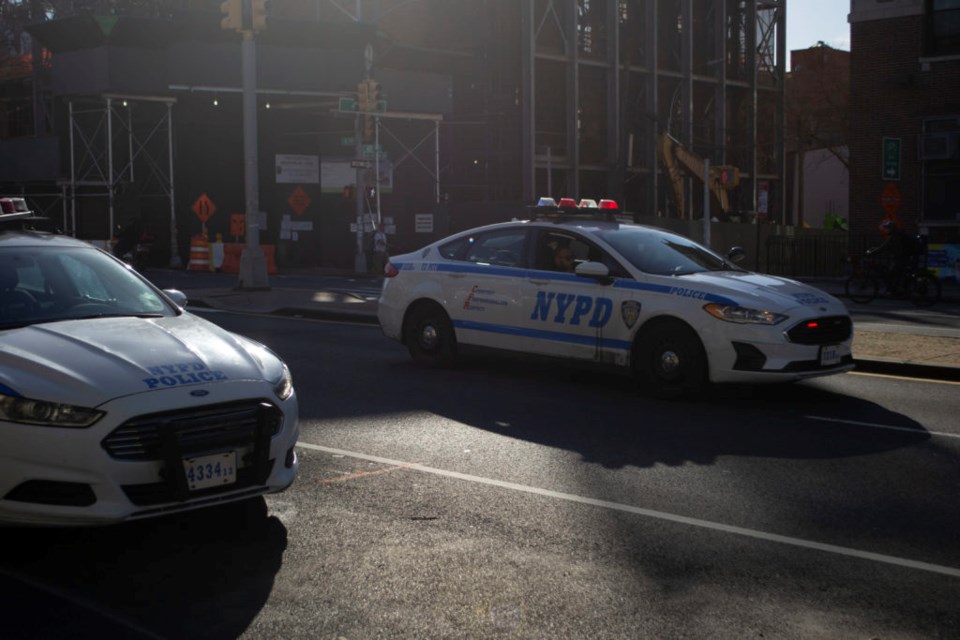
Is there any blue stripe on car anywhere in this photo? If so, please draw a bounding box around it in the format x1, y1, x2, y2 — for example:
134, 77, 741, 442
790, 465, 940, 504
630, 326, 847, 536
0, 381, 21, 397
454, 319, 632, 351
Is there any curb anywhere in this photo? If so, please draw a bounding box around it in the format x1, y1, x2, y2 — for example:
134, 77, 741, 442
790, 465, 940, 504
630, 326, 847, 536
852, 358, 960, 382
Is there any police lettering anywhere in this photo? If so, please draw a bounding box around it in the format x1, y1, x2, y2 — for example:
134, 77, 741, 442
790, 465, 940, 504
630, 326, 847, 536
142, 362, 228, 388
530, 291, 613, 328
669, 287, 707, 300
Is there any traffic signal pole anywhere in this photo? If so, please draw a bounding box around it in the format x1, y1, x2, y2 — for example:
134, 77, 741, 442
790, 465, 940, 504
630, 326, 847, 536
238, 29, 269, 289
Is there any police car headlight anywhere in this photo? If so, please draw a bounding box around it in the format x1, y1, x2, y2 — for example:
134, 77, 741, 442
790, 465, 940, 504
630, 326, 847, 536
273, 364, 294, 401
704, 303, 787, 325
0, 393, 104, 428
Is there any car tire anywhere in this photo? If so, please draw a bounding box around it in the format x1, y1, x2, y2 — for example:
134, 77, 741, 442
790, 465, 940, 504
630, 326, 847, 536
844, 273, 877, 304
636, 320, 707, 399
405, 302, 457, 368
909, 272, 941, 307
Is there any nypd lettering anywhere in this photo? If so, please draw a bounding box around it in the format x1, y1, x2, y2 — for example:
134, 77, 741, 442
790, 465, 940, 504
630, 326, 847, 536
530, 291, 612, 328
143, 362, 228, 389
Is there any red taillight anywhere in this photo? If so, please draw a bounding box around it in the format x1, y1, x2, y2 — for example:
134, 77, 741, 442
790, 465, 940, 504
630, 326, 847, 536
557, 197, 577, 208
384, 262, 399, 278
806, 321, 819, 329
598, 199, 619, 209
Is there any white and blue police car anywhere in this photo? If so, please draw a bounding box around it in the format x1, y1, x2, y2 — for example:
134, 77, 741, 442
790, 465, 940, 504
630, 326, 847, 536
378, 204, 854, 397
0, 209, 298, 526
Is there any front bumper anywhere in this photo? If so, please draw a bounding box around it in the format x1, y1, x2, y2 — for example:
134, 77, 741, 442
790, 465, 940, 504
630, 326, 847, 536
704, 316, 854, 384
0, 381, 298, 526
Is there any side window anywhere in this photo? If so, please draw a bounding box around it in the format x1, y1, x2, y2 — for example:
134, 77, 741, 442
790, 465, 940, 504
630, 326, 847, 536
461, 229, 528, 267
535, 230, 630, 277
439, 237, 470, 260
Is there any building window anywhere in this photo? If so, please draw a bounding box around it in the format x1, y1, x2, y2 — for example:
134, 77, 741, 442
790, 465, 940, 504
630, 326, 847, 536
926, 0, 960, 56
922, 118, 960, 224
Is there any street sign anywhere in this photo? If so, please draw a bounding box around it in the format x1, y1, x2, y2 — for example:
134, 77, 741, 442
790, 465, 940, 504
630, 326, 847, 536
338, 97, 357, 112
882, 137, 901, 181
287, 186, 311, 216
351, 159, 371, 169
191, 193, 217, 222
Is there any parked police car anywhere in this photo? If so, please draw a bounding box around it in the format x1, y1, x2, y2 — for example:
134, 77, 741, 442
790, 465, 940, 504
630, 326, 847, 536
378, 203, 853, 397
0, 206, 298, 526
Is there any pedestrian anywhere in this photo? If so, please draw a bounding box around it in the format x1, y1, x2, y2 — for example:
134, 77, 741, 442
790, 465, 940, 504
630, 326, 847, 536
371, 226, 388, 275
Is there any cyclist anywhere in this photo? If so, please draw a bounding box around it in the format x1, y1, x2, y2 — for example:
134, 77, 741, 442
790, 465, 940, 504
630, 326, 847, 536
866, 219, 921, 291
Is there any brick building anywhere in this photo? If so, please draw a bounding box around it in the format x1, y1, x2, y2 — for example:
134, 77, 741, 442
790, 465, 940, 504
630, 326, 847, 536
786, 43, 849, 229
849, 0, 960, 253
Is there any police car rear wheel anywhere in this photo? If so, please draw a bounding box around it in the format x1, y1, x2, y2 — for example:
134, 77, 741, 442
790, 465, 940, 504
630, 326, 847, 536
638, 321, 706, 399
405, 302, 456, 368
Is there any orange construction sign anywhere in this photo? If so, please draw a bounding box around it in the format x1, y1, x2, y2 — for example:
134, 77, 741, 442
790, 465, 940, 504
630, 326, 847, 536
230, 213, 245, 238
288, 186, 311, 216
880, 181, 902, 218
192, 193, 217, 222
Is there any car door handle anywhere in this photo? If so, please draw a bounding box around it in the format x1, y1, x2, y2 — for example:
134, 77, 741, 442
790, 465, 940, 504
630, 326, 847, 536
528, 278, 551, 285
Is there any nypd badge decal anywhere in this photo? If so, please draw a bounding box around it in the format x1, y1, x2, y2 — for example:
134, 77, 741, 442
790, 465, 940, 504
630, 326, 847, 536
621, 300, 642, 329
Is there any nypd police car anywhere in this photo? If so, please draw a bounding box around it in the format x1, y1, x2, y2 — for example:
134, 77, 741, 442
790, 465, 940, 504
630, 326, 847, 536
0, 209, 298, 526
378, 206, 853, 397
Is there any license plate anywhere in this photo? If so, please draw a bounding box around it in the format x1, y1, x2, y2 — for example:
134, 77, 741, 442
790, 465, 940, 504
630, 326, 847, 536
183, 452, 237, 491
820, 344, 842, 367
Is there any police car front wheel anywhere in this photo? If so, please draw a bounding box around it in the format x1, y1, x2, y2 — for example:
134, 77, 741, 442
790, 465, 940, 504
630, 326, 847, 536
405, 302, 456, 368
637, 321, 707, 399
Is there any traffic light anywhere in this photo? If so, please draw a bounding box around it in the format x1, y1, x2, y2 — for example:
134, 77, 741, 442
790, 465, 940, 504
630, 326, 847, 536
251, 0, 268, 31
220, 0, 242, 31
357, 80, 369, 113
364, 79, 379, 141
343, 184, 354, 200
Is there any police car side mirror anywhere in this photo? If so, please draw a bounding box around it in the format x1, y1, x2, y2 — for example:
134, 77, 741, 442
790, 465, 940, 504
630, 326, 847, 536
727, 247, 746, 264
575, 261, 613, 285
163, 289, 188, 308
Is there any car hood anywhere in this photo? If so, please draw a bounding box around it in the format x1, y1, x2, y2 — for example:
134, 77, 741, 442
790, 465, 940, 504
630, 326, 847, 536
679, 271, 846, 314
0, 314, 279, 407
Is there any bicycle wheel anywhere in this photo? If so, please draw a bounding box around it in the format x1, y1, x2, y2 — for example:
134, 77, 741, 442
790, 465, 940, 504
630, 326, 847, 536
845, 273, 878, 304
908, 272, 941, 307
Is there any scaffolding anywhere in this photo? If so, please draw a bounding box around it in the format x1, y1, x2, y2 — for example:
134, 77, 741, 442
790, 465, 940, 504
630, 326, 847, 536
67, 93, 180, 265
519, 0, 786, 224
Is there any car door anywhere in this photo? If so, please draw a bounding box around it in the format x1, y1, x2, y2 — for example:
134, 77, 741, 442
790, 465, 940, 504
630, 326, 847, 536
521, 229, 638, 365
439, 227, 530, 352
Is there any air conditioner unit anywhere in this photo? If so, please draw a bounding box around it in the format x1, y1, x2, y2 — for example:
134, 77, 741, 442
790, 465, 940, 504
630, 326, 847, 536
919, 132, 959, 160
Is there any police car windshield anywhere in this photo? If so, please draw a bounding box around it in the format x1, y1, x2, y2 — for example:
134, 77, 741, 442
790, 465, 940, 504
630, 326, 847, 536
596, 227, 732, 275
0, 245, 176, 329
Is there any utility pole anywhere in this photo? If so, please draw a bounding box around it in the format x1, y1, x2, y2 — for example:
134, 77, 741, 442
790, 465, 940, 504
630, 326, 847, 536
221, 0, 269, 289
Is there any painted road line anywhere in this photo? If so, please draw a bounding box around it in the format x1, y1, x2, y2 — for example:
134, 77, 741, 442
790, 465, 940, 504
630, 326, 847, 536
848, 370, 960, 386
296, 442, 960, 579
806, 415, 960, 439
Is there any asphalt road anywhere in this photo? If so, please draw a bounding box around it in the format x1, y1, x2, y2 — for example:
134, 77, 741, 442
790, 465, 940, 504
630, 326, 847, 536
2, 310, 958, 639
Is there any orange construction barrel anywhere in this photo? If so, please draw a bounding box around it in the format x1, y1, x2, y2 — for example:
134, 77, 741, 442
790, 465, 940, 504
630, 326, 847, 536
188, 235, 210, 271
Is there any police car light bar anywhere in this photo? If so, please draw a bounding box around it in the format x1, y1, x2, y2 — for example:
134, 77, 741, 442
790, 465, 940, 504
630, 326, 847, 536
0, 197, 30, 214
529, 196, 623, 223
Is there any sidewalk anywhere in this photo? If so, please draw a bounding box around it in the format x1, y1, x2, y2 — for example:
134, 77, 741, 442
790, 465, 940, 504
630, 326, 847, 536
178, 275, 960, 383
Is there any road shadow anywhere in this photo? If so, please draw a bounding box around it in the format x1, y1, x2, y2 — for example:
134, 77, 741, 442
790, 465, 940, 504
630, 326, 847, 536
301, 352, 931, 470
0, 497, 286, 640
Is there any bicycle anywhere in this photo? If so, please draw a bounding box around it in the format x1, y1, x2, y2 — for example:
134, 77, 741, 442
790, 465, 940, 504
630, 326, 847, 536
844, 255, 941, 307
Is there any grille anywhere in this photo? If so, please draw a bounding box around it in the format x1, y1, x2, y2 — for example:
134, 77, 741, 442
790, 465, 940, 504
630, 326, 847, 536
102, 400, 283, 461
785, 316, 852, 346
